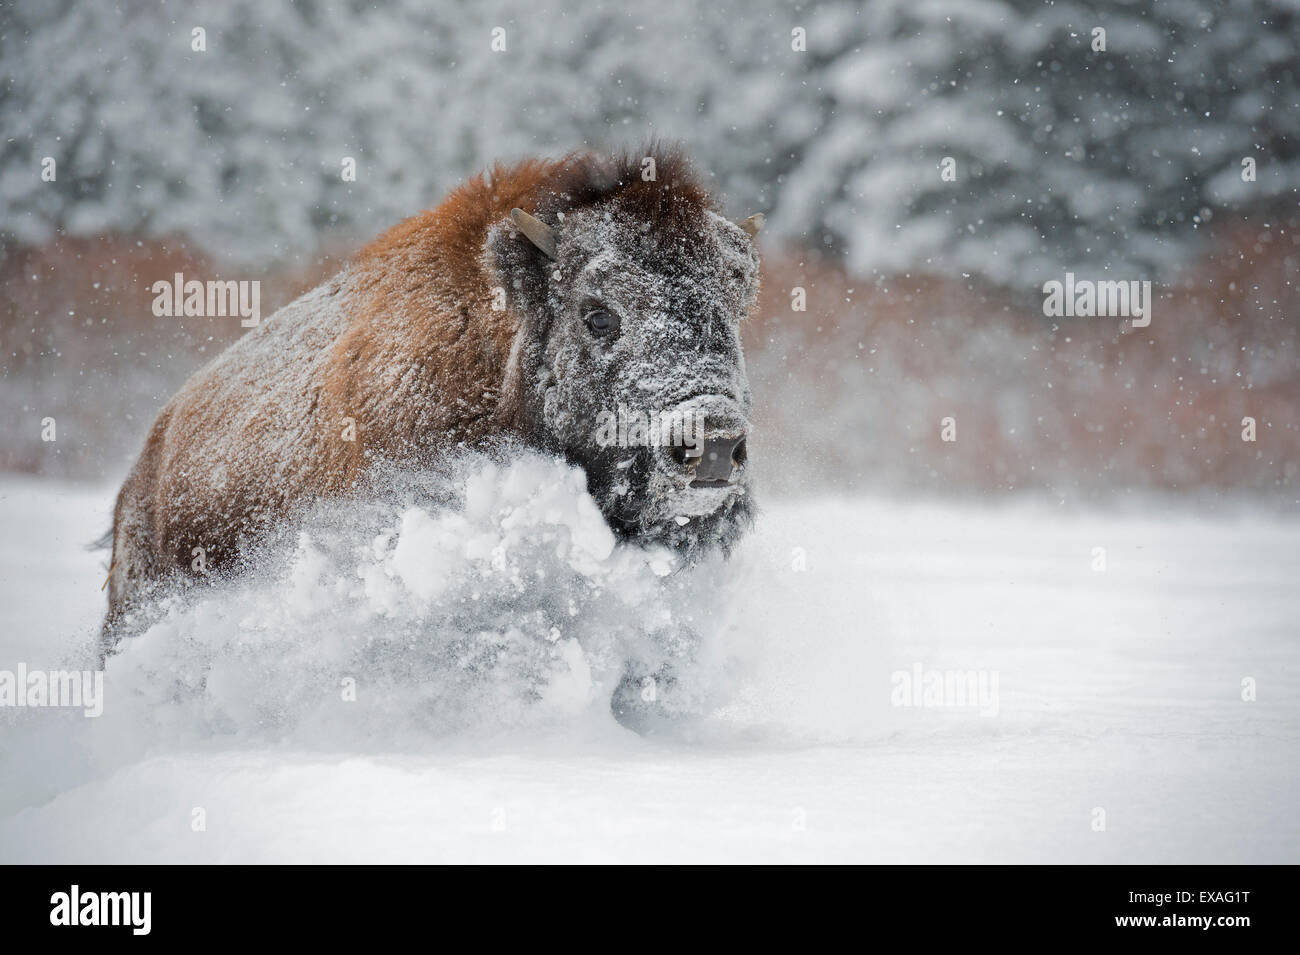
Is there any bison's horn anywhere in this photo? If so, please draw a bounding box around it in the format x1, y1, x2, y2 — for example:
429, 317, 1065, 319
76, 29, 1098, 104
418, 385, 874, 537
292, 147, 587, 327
738, 213, 765, 238
510, 207, 558, 259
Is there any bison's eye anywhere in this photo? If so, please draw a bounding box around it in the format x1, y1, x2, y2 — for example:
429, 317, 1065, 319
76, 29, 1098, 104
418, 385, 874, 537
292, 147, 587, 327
584, 308, 620, 339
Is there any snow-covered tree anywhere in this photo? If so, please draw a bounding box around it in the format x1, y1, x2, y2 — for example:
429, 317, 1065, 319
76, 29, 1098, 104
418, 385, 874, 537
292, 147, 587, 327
770, 0, 1300, 284
2, 0, 1297, 283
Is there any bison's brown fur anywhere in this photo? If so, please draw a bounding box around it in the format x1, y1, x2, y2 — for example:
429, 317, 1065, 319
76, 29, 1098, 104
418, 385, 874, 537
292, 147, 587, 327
103, 148, 734, 649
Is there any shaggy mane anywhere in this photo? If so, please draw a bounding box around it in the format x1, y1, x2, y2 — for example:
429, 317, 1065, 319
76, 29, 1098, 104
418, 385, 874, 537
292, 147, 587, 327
355, 143, 715, 299
532, 143, 717, 228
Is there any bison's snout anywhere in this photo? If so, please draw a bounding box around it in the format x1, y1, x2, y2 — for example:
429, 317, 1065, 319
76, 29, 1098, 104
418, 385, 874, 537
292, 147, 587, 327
671, 434, 747, 487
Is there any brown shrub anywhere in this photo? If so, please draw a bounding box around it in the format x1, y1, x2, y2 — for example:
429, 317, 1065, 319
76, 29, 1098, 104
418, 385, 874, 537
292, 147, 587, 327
0, 234, 341, 479
744, 221, 1300, 500
2, 223, 1295, 501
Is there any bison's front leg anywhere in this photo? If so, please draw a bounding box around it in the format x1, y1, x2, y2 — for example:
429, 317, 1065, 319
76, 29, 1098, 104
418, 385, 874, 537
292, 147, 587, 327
609, 661, 681, 734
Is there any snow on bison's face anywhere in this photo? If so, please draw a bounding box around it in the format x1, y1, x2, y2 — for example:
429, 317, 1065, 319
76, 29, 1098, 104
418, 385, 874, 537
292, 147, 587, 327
490, 191, 763, 559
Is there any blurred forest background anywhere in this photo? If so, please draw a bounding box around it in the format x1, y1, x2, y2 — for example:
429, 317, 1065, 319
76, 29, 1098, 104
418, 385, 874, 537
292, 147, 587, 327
2, 0, 1297, 503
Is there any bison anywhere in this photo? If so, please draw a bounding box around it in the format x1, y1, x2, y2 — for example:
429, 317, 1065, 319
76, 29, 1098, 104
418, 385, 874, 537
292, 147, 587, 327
102, 146, 762, 656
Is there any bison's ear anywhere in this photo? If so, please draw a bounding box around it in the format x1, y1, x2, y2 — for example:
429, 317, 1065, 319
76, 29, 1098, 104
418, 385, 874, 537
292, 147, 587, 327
487, 213, 558, 440
484, 211, 558, 325
738, 213, 765, 239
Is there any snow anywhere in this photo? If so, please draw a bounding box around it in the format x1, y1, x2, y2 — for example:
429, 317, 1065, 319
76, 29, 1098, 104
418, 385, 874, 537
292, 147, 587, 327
1, 469, 1296, 863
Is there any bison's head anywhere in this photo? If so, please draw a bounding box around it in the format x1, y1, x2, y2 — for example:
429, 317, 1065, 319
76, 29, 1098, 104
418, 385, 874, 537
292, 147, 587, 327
488, 150, 761, 558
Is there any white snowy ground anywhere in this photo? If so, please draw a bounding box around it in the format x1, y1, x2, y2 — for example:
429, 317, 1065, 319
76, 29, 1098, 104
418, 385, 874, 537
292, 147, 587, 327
0, 466, 1296, 864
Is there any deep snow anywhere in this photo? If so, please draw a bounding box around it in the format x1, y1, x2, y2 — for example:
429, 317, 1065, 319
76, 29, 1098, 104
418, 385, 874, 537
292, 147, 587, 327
0, 466, 1296, 864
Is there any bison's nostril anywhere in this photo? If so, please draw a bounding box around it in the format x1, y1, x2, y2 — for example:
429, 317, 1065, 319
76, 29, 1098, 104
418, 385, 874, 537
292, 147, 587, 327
685, 434, 745, 486
669, 445, 701, 469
